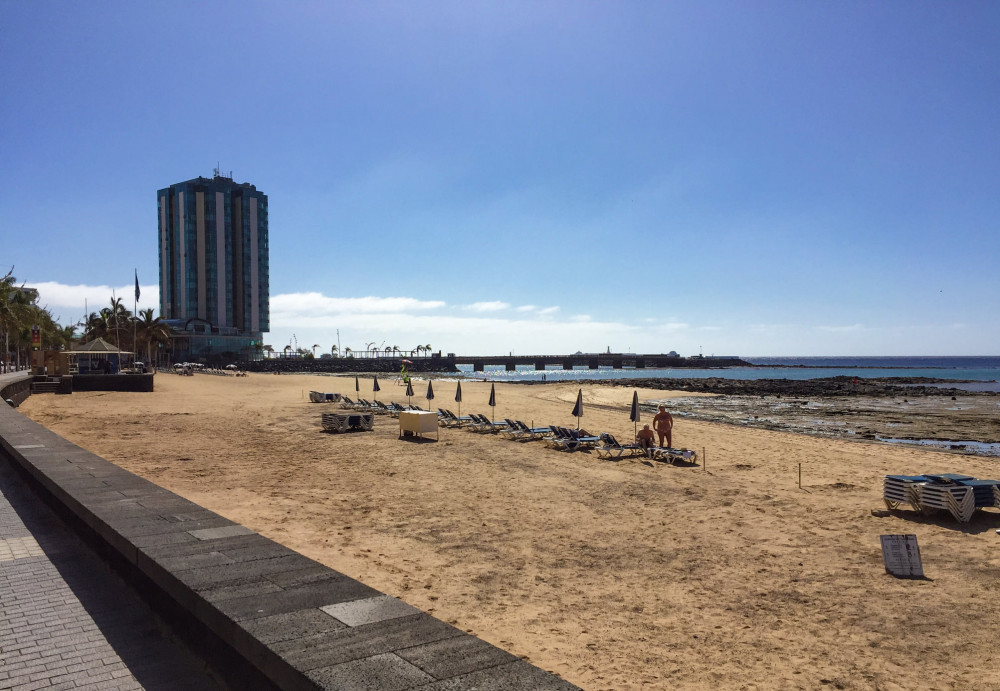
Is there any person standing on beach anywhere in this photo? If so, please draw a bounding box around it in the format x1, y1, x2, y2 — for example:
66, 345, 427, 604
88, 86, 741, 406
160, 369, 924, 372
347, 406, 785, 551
653, 404, 673, 449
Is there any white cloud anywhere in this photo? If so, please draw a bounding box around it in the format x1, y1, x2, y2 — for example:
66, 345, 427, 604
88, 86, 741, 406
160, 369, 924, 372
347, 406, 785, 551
27, 281, 160, 322
463, 301, 510, 312
516, 304, 536, 312
537, 306, 560, 316
271, 293, 446, 317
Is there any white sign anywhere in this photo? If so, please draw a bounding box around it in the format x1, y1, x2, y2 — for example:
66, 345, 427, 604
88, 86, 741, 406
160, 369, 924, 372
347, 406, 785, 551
880, 534, 924, 578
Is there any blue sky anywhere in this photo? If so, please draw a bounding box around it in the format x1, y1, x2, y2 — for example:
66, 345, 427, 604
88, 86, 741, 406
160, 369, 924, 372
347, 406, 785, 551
2, 1, 997, 356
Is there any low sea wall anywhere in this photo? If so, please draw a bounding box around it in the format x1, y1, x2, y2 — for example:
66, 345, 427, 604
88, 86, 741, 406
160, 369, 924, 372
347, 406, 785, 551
73, 373, 155, 392
0, 373, 575, 690
1, 371, 32, 406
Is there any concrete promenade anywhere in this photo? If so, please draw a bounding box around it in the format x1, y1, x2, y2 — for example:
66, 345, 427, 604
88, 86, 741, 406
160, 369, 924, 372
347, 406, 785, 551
1, 454, 221, 690
0, 374, 578, 690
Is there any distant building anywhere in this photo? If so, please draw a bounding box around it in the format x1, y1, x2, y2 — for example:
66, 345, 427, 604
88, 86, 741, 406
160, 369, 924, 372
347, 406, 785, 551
157, 172, 269, 363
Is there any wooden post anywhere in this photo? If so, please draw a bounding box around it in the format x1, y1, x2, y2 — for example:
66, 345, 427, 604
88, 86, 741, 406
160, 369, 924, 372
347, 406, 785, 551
798, 463, 802, 489
703, 447, 707, 471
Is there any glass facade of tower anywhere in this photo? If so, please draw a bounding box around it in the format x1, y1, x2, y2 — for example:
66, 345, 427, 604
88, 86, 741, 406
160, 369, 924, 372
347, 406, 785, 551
157, 174, 269, 362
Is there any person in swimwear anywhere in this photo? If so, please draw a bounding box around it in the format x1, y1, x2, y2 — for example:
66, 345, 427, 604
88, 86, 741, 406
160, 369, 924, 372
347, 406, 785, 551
652, 404, 674, 449
636, 424, 656, 457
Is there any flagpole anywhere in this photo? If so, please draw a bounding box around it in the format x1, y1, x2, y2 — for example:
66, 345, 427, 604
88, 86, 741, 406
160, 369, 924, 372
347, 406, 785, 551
133, 270, 138, 369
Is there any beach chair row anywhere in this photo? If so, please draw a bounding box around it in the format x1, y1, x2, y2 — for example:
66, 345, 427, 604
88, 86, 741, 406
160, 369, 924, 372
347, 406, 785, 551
337, 397, 424, 416
434, 411, 698, 461
883, 474, 1000, 522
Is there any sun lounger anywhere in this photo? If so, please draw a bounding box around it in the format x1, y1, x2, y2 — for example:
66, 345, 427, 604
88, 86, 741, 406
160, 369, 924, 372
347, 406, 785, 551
437, 410, 464, 427
595, 433, 646, 459
513, 421, 552, 441
546, 427, 600, 451
651, 447, 698, 464
339, 396, 357, 409
500, 419, 529, 439
467, 413, 507, 433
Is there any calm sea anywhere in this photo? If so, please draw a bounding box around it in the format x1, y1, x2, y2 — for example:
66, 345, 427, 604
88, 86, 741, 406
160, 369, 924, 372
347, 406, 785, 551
447, 356, 1000, 391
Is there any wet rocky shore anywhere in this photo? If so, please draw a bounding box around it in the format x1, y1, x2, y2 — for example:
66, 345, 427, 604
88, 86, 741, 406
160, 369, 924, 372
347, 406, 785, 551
605, 375, 994, 399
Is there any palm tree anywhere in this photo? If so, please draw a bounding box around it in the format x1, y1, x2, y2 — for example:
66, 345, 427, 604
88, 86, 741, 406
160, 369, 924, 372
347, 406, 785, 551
0, 270, 26, 371
0, 270, 78, 370
312, 344, 321, 357
107, 295, 129, 348
264, 345, 274, 359
344, 347, 353, 358
82, 311, 108, 342
134, 309, 169, 366
283, 344, 292, 358
331, 345, 339, 358
424, 343, 432, 357
58, 324, 78, 348
1, 269, 37, 372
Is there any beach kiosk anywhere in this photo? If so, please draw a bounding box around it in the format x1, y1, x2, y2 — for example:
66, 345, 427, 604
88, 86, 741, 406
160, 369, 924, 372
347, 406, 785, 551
66, 337, 135, 374
398, 410, 439, 440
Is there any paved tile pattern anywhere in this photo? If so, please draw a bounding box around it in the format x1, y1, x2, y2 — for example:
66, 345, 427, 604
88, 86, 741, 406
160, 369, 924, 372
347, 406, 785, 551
0, 457, 222, 691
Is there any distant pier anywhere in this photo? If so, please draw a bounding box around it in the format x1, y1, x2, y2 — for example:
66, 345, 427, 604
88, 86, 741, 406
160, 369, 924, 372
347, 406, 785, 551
454, 353, 749, 372
242, 353, 749, 374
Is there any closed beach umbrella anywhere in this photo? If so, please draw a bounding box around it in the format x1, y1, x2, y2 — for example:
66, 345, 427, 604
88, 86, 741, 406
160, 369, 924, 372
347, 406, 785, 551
630, 390, 640, 439
488, 383, 496, 422
455, 381, 463, 417
571, 388, 584, 429
355, 376, 359, 393
426, 380, 435, 406
405, 378, 414, 406
373, 376, 380, 401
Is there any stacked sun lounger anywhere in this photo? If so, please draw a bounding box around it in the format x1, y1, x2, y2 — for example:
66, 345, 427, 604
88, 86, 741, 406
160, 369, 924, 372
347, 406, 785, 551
321, 411, 374, 433
919, 483, 976, 522
953, 479, 1000, 509
883, 475, 929, 510
309, 391, 341, 403
883, 473, 1000, 522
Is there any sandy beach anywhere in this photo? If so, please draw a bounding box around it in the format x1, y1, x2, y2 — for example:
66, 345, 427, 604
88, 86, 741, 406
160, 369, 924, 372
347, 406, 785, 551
19, 373, 1000, 690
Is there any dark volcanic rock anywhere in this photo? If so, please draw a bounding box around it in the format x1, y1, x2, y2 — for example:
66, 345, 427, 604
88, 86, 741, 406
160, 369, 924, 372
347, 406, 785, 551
593, 375, 990, 399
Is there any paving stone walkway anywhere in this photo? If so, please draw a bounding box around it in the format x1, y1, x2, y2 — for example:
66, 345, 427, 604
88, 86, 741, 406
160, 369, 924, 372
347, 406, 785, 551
0, 456, 222, 691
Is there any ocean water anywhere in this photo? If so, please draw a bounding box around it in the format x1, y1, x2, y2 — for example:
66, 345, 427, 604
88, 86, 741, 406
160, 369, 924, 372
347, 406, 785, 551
446, 356, 1000, 390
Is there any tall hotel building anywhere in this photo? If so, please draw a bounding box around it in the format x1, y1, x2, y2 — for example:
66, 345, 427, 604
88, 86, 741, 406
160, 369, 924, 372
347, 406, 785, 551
157, 172, 269, 362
